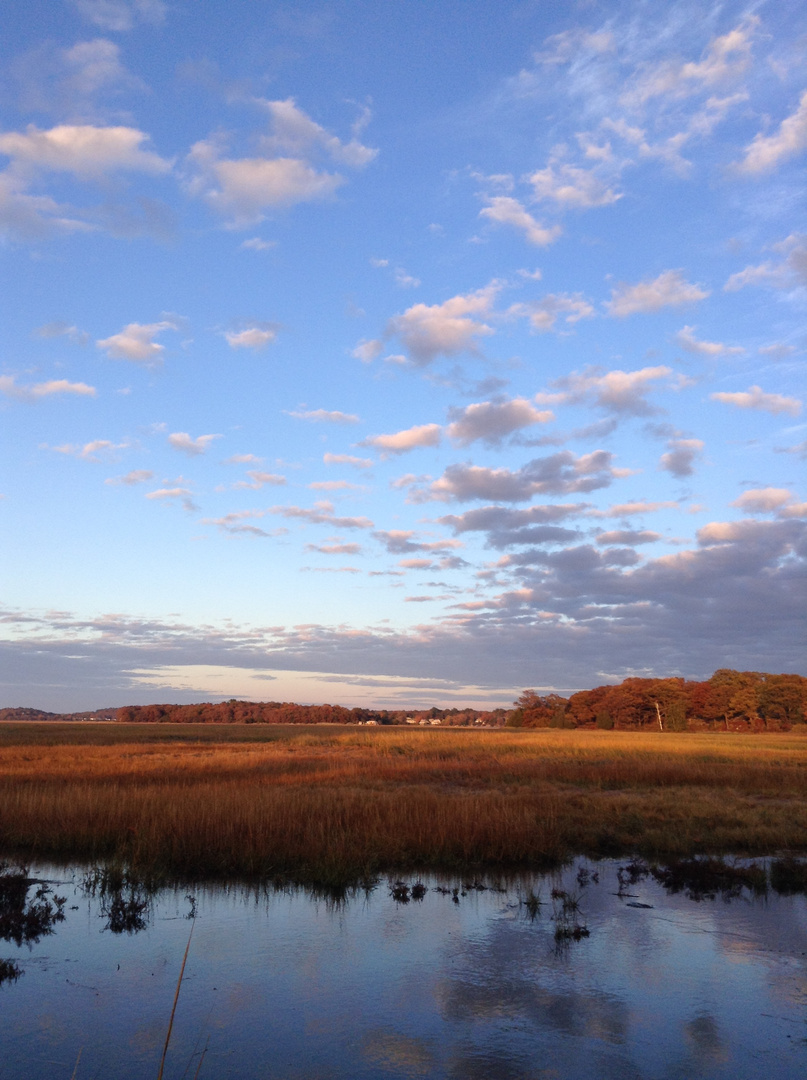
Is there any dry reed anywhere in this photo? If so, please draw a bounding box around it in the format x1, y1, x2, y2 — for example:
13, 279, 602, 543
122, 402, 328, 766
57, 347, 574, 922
1, 724, 806, 884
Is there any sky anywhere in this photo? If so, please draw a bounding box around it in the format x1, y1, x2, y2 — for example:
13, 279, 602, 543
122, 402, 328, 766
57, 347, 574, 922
1, 0, 805, 712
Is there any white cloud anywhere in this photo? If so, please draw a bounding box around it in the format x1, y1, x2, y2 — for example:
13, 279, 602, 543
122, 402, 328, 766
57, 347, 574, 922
622, 18, 757, 106
257, 97, 377, 169
224, 325, 278, 350
479, 196, 562, 246
510, 292, 595, 333
187, 142, 343, 224
414, 450, 618, 503
606, 270, 709, 316
596, 529, 661, 546
105, 469, 153, 485
308, 480, 362, 491
240, 237, 276, 252
306, 542, 362, 555
72, 0, 167, 32
146, 486, 192, 500
287, 409, 359, 424
759, 344, 796, 360
168, 431, 222, 455
446, 399, 553, 447
351, 338, 383, 363
186, 99, 375, 226
388, 285, 499, 365
0, 375, 96, 400
535, 30, 615, 66
323, 452, 373, 469
224, 453, 263, 465
724, 234, 807, 292
0, 124, 169, 179
674, 325, 743, 357
233, 470, 286, 490
394, 267, 421, 288
539, 365, 675, 416
528, 161, 621, 208
732, 488, 794, 513
710, 385, 801, 416
50, 438, 127, 460
97, 319, 177, 363
736, 90, 807, 175
599, 500, 680, 518
361, 423, 441, 455
270, 500, 373, 529
659, 438, 704, 478
34, 321, 90, 345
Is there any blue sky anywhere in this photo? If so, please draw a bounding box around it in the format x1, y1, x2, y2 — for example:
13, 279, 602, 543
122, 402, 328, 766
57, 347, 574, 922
1, 0, 805, 711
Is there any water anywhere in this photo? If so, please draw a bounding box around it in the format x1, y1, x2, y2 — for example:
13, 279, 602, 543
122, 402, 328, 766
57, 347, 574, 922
1, 859, 806, 1079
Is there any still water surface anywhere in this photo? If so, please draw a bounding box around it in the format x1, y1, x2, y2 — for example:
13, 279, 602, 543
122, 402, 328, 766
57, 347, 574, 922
2, 858, 806, 1079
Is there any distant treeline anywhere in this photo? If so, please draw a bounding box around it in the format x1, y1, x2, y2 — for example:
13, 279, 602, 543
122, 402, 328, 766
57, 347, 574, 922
3, 670, 805, 730
509, 670, 807, 731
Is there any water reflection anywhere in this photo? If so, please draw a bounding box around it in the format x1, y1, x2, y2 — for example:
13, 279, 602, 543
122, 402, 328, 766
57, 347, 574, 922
1, 858, 806, 1079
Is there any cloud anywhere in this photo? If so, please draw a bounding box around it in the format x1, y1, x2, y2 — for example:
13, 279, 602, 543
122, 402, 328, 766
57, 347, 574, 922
105, 469, 153, 485
72, 1, 167, 32
509, 292, 595, 333
185, 99, 375, 226
224, 453, 263, 465
387, 285, 499, 365
351, 338, 384, 363
97, 319, 177, 362
731, 488, 795, 514
240, 237, 276, 252
270, 500, 373, 529
724, 234, 807, 292
606, 271, 709, 316
759, 344, 796, 360
233, 470, 286, 490
622, 17, 757, 107
225, 325, 278, 349
0, 124, 169, 179
288, 409, 359, 424
146, 486, 192, 500
373, 530, 462, 555
50, 438, 127, 461
394, 267, 420, 288
446, 399, 553, 447
257, 97, 377, 169
736, 90, 807, 175
201, 509, 282, 537
306, 542, 362, 555
539, 365, 674, 416
323, 453, 373, 469
479, 196, 562, 246
528, 162, 621, 208
535, 29, 615, 66
0, 375, 96, 400
596, 529, 661, 546
167, 431, 222, 455
674, 326, 743, 357
34, 321, 90, 345
361, 423, 441, 454
659, 438, 704, 478
437, 503, 585, 549
187, 142, 343, 224
600, 500, 680, 518
414, 450, 618, 504
710, 385, 801, 417
308, 480, 362, 491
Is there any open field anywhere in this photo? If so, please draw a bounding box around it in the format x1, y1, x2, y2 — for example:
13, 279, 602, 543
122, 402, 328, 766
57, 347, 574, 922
2, 724, 807, 885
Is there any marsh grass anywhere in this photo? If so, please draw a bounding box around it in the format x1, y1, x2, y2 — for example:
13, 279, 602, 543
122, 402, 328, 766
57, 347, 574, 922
2, 725, 807, 884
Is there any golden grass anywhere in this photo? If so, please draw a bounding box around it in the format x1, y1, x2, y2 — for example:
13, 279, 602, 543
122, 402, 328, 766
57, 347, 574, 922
2, 724, 807, 883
